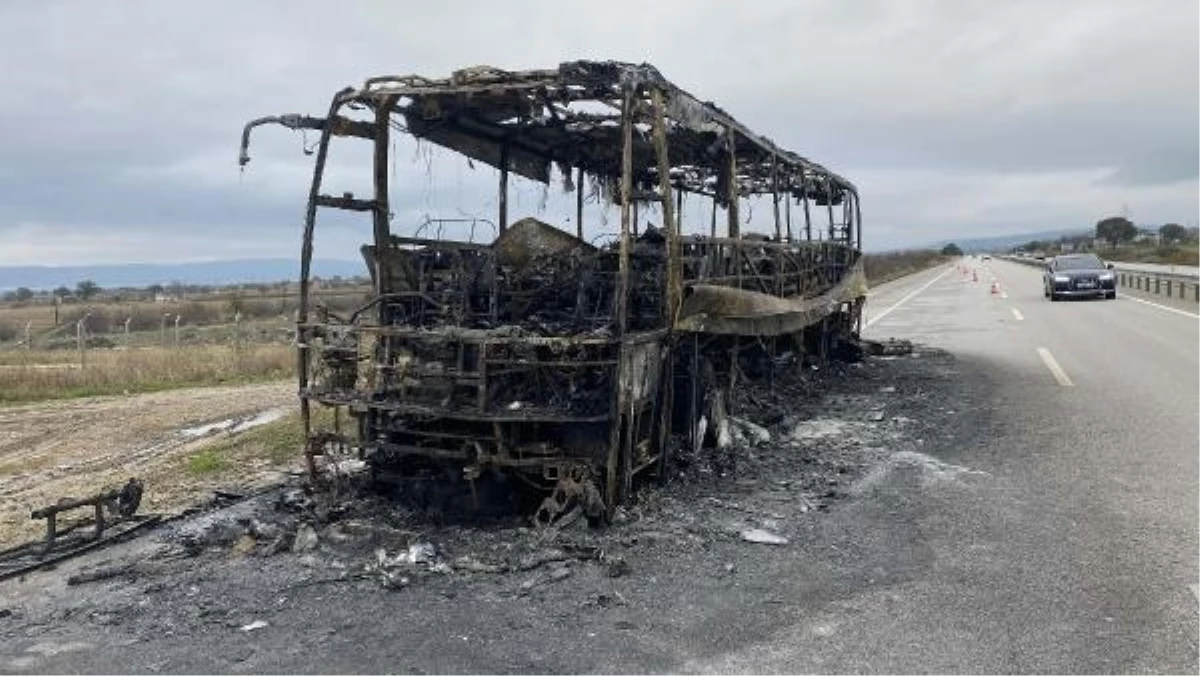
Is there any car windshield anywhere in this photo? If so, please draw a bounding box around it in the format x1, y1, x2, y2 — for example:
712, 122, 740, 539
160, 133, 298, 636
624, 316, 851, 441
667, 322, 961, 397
1056, 255, 1104, 270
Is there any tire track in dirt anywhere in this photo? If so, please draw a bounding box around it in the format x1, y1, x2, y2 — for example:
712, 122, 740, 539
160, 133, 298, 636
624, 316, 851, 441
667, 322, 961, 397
0, 382, 297, 547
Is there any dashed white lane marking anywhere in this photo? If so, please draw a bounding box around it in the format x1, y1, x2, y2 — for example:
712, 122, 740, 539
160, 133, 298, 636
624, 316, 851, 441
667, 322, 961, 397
867, 267, 954, 327
1011, 308, 1024, 321
1037, 347, 1075, 387
1189, 583, 1199, 602
1120, 294, 1200, 318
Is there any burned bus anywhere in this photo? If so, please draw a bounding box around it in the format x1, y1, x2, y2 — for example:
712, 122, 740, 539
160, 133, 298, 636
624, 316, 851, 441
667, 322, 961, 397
239, 61, 865, 524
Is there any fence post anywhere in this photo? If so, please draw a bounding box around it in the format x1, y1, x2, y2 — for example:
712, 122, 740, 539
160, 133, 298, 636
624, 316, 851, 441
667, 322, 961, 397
24, 320, 31, 350
1166, 280, 1172, 298
76, 316, 87, 368
124, 317, 132, 346
1154, 278, 1160, 294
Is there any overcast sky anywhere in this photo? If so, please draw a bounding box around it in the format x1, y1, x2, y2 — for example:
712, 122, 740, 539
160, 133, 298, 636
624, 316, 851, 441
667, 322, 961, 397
0, 0, 1195, 265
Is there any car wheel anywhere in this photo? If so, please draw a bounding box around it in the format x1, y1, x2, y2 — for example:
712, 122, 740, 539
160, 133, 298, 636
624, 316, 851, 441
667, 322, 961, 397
1049, 292, 1059, 302
1107, 291, 1116, 300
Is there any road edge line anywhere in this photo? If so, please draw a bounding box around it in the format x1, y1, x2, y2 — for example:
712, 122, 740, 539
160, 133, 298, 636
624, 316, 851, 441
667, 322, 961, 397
867, 267, 954, 327
1036, 347, 1075, 387
1119, 295, 1200, 319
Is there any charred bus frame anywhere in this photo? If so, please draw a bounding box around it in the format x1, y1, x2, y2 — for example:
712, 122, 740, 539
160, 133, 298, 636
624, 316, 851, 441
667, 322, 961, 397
240, 61, 865, 523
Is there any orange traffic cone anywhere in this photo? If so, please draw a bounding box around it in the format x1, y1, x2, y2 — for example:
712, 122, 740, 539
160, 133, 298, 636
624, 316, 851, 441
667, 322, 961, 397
972, 270, 978, 282
990, 282, 1000, 295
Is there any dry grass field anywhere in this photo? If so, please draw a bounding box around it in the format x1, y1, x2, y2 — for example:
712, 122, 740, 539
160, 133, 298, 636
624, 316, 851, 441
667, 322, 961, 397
0, 344, 293, 404
863, 250, 951, 286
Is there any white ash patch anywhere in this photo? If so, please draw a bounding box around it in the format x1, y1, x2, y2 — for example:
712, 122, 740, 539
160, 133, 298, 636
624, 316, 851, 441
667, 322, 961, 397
787, 418, 852, 442
850, 450, 988, 495
179, 408, 288, 439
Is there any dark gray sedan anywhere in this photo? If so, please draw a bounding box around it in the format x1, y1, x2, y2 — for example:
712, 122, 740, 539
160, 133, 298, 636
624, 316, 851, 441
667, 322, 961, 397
1043, 253, 1117, 301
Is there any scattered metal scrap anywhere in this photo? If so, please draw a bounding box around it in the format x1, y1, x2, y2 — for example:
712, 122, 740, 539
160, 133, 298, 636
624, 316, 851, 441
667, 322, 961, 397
863, 338, 914, 357
31, 478, 143, 547
0, 479, 156, 583
239, 60, 868, 525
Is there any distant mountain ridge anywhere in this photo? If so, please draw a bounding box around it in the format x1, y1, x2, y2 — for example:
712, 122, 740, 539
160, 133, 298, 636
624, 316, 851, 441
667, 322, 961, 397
0, 258, 367, 292
927, 228, 1091, 253
0, 229, 1096, 291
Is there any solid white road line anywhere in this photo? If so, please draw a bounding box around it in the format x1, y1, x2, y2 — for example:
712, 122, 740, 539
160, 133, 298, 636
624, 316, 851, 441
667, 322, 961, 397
867, 267, 954, 327
1190, 583, 1199, 602
1120, 294, 1200, 319
1011, 308, 1024, 321
1037, 347, 1075, 387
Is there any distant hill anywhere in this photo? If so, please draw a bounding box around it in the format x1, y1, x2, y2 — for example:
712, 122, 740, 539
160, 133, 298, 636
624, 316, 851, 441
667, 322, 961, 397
929, 228, 1091, 254
0, 229, 1102, 290
0, 258, 367, 292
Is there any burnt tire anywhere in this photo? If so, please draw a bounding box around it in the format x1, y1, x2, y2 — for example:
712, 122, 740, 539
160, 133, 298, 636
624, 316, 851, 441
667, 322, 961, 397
115, 478, 144, 517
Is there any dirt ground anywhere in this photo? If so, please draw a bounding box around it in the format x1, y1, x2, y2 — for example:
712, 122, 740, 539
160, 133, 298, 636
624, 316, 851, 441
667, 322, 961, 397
0, 381, 296, 548
0, 345, 981, 673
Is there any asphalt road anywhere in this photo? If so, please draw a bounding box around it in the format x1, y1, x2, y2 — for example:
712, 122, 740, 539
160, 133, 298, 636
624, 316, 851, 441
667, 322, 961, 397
820, 257, 1199, 673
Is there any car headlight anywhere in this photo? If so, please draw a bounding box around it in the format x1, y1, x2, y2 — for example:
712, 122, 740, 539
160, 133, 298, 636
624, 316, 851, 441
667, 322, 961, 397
1099, 272, 1114, 280
1054, 275, 1070, 283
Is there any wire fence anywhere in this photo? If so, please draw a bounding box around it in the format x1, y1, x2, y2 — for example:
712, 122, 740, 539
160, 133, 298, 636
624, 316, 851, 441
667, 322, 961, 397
0, 287, 369, 350
1, 311, 298, 365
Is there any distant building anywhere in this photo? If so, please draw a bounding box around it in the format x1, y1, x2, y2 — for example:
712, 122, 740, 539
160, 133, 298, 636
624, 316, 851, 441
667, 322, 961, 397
1133, 228, 1160, 245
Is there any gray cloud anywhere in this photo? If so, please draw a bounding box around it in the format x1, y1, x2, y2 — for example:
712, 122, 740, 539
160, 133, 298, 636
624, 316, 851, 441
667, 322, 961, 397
0, 0, 1195, 264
